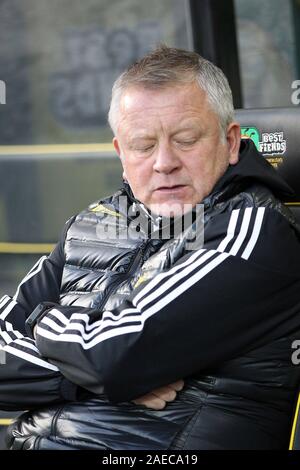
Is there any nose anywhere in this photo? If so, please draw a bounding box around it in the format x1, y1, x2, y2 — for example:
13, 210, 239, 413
153, 142, 181, 174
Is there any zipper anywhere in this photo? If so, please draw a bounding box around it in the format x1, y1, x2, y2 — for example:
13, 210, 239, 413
70, 239, 134, 250
95, 241, 148, 310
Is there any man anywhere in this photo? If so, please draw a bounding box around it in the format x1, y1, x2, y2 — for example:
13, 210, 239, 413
1, 45, 300, 450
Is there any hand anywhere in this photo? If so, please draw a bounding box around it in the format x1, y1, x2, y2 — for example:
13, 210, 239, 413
132, 379, 184, 410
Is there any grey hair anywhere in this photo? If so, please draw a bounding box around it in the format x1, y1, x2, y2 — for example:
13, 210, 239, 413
108, 45, 234, 139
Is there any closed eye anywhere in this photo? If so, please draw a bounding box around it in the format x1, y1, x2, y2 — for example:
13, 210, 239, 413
136, 145, 154, 152
175, 140, 197, 146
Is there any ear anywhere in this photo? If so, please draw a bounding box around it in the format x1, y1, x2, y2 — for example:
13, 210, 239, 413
113, 137, 127, 180
226, 122, 241, 165
113, 137, 121, 157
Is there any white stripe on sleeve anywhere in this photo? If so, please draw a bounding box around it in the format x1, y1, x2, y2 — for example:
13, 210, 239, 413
37, 207, 265, 350
241, 207, 265, 259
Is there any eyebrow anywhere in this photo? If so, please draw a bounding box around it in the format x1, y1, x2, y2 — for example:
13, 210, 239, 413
127, 122, 202, 142
128, 135, 156, 143
170, 127, 201, 138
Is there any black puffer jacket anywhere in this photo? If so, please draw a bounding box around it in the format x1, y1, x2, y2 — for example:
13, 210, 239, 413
1, 140, 300, 449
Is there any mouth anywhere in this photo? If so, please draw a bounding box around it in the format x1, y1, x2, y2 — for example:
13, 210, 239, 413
155, 185, 187, 193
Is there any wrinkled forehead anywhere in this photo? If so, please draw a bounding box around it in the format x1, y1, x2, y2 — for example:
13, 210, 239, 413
117, 83, 218, 135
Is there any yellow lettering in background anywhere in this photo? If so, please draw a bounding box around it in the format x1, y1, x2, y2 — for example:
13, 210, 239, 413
266, 157, 283, 168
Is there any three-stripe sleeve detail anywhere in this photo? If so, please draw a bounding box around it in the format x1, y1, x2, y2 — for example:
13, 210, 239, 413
0, 318, 59, 371
36, 207, 266, 350
13, 256, 47, 302
0, 294, 59, 371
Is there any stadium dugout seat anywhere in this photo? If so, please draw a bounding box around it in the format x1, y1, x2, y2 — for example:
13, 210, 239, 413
235, 107, 300, 450
235, 107, 300, 224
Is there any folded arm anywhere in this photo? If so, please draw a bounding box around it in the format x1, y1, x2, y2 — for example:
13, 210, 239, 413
0, 219, 78, 410
34, 207, 300, 403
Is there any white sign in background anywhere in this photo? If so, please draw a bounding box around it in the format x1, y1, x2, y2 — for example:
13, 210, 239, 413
0, 80, 6, 104
291, 80, 300, 105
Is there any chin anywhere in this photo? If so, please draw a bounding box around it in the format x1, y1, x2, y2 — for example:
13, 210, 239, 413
150, 201, 193, 218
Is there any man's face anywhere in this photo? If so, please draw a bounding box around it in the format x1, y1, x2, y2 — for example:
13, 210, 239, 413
113, 82, 240, 216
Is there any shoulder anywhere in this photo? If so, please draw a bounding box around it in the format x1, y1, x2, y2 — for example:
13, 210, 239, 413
204, 185, 300, 276
68, 187, 127, 226
62, 187, 129, 244
211, 182, 298, 229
